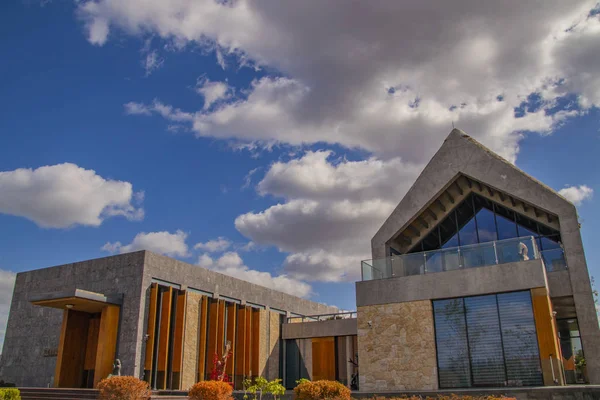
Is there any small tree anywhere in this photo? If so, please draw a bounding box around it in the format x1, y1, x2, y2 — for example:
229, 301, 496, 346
210, 341, 232, 383
243, 377, 285, 400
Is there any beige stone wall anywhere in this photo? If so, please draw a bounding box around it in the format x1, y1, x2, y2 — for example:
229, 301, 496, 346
357, 300, 438, 391
181, 292, 202, 390
258, 309, 269, 376
266, 311, 281, 380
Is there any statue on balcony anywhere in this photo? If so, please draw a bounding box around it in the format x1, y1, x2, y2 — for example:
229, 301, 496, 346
518, 242, 529, 261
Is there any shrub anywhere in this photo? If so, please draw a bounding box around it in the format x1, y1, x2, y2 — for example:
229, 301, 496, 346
0, 388, 20, 400
98, 376, 150, 400
294, 380, 350, 400
188, 380, 234, 400
243, 377, 285, 400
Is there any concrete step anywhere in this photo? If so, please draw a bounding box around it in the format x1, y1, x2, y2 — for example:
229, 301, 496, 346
18, 388, 99, 400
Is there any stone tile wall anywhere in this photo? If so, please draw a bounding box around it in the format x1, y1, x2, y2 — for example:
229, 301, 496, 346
357, 300, 438, 391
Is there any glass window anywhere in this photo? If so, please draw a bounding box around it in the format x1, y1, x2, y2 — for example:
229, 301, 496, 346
497, 292, 543, 386
465, 295, 506, 386
434, 291, 543, 388
455, 196, 477, 245
474, 204, 497, 243
495, 204, 518, 240
440, 212, 459, 249
422, 227, 441, 252
433, 299, 471, 388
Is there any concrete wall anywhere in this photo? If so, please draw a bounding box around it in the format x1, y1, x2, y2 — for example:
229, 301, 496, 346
0, 252, 146, 387
356, 259, 547, 307
371, 129, 600, 383
282, 319, 357, 339
357, 300, 437, 391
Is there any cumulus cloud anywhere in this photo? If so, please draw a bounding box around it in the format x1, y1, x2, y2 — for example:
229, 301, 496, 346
80, 0, 600, 162
0, 269, 16, 352
102, 230, 190, 257
196, 78, 230, 110
0, 163, 144, 228
197, 251, 312, 298
235, 151, 419, 281
559, 185, 594, 205
194, 237, 231, 253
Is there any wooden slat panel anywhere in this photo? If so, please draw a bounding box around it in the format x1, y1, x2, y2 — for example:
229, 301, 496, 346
312, 337, 335, 381
55, 310, 90, 388
251, 308, 261, 377
225, 303, 237, 379
94, 305, 120, 387
170, 290, 187, 389
235, 306, 247, 383
84, 316, 100, 371
244, 306, 252, 377
156, 287, 173, 389
144, 283, 159, 379
198, 296, 209, 381
206, 298, 219, 380
216, 300, 226, 358
172, 291, 187, 373
531, 287, 564, 385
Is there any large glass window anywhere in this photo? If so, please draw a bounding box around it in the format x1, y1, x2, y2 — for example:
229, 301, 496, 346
558, 319, 586, 384
433, 291, 543, 388
408, 192, 563, 272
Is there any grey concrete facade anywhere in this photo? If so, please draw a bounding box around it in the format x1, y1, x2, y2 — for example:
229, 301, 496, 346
356, 258, 547, 307
366, 129, 600, 384
0, 251, 336, 387
282, 318, 357, 339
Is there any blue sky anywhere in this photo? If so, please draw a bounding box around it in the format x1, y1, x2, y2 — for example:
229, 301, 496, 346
1, 1, 600, 350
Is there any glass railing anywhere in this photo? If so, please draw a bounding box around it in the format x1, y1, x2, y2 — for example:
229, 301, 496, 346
361, 236, 565, 281
286, 311, 357, 323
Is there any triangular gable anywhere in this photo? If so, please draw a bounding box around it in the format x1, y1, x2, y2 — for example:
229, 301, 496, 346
371, 129, 577, 259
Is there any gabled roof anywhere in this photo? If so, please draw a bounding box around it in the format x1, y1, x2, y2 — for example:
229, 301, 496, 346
371, 129, 577, 259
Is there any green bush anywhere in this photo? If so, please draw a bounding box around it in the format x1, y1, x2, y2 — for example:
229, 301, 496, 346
0, 388, 21, 400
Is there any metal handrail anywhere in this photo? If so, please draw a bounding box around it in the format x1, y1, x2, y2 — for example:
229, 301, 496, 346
285, 311, 357, 323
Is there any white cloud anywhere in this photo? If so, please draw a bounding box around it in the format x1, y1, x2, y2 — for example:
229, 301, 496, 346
197, 251, 312, 298
235, 151, 419, 282
0, 163, 144, 228
80, 0, 600, 162
102, 230, 190, 257
124, 100, 193, 122
559, 185, 594, 205
0, 269, 16, 353
196, 78, 230, 110
142, 50, 164, 76
194, 237, 231, 253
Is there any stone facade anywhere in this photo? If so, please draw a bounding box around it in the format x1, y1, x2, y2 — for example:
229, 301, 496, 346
181, 291, 203, 390
266, 311, 281, 380
357, 300, 438, 391
0, 252, 146, 387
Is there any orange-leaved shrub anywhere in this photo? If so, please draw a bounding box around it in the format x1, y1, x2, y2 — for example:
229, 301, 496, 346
188, 380, 234, 400
98, 376, 150, 400
294, 380, 351, 400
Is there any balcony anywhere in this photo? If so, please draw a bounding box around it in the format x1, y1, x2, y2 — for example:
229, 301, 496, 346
361, 236, 566, 281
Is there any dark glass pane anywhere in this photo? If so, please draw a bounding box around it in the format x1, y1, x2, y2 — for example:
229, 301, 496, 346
465, 295, 506, 386
496, 204, 518, 240
516, 213, 539, 237
422, 227, 441, 251
285, 340, 300, 388
458, 218, 478, 246
542, 248, 567, 272
475, 207, 498, 243
557, 319, 580, 338
540, 235, 561, 251
497, 292, 543, 386
456, 196, 477, 245
433, 299, 471, 388
440, 212, 459, 248
461, 241, 496, 268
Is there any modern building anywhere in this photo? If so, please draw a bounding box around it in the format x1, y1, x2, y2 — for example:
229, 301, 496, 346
357, 129, 600, 390
1, 129, 598, 392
